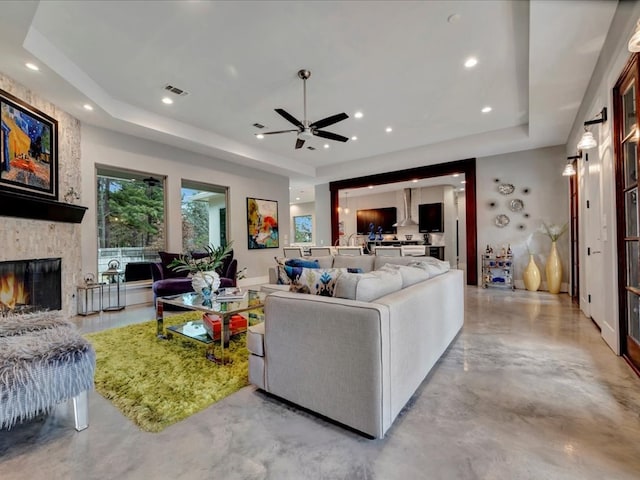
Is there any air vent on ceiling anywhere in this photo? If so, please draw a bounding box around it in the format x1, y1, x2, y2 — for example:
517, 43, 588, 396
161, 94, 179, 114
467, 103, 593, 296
163, 84, 189, 96
253, 123, 265, 129
307, 146, 316, 150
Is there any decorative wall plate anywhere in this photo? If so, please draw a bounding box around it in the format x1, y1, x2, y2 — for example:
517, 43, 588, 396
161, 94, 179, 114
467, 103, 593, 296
498, 183, 515, 195
509, 199, 524, 211
495, 214, 510, 228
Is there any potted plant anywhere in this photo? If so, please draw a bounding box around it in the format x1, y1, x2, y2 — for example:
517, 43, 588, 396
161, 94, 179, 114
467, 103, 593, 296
168, 242, 233, 296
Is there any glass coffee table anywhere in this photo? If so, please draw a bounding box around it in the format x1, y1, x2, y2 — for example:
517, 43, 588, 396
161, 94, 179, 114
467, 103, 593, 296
156, 289, 265, 364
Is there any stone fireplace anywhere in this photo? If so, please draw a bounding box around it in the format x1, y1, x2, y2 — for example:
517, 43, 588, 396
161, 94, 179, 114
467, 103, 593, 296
0, 258, 62, 313
0, 73, 82, 316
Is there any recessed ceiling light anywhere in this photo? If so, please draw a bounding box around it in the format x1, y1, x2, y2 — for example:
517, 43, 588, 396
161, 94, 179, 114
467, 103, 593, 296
385, 127, 393, 133
412, 179, 418, 183
25, 63, 39, 71
447, 13, 461, 24
161, 97, 174, 105
368, 185, 374, 189
256, 134, 264, 139
453, 173, 460, 177
460, 187, 465, 191
83, 104, 94, 111
324, 144, 330, 149
354, 111, 363, 119
351, 136, 358, 141
481, 106, 492, 113
461, 180, 467, 184
464, 57, 478, 68
295, 197, 300, 201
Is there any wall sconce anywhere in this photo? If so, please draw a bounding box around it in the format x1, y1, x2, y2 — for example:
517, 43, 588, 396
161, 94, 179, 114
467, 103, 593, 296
629, 19, 640, 52
577, 107, 607, 150
563, 152, 581, 176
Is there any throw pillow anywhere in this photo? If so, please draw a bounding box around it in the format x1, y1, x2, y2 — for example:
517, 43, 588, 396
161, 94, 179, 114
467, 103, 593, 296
285, 258, 320, 269
283, 265, 306, 283
289, 267, 343, 296
378, 263, 430, 287
276, 265, 291, 285
158, 252, 189, 279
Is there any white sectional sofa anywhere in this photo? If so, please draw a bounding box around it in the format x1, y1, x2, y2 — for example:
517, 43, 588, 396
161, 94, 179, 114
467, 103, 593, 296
249, 255, 464, 438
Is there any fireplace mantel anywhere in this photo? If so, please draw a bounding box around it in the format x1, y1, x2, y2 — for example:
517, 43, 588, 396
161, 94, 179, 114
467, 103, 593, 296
0, 191, 87, 223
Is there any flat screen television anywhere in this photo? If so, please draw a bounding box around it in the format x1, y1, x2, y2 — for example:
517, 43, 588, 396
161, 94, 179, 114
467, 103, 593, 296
356, 207, 397, 235
418, 202, 444, 233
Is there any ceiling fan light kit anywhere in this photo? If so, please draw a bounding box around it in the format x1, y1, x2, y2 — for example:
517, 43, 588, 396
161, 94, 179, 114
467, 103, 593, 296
256, 69, 349, 150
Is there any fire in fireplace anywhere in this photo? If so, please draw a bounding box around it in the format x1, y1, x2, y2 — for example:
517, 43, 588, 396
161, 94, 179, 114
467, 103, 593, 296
0, 258, 61, 313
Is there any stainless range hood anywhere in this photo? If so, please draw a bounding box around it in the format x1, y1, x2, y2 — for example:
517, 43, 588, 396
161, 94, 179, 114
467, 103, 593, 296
393, 188, 418, 227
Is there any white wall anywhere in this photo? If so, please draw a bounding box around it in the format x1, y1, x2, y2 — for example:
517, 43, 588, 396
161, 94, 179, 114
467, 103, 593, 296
565, 0, 640, 354
314, 183, 331, 247
80, 125, 290, 288
476, 145, 568, 290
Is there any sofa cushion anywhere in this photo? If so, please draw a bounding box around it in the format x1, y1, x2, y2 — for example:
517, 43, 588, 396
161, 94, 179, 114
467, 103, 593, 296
289, 267, 343, 296
407, 257, 451, 277
247, 322, 265, 357
333, 254, 375, 272
158, 252, 190, 279
334, 269, 403, 302
373, 255, 420, 270
378, 263, 430, 288
306, 256, 335, 269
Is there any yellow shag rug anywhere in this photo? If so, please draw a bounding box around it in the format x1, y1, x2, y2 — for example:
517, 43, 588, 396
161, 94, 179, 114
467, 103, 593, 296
85, 312, 249, 432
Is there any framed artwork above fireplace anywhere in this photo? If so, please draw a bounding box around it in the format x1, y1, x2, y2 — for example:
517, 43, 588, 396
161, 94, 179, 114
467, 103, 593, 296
0, 88, 58, 200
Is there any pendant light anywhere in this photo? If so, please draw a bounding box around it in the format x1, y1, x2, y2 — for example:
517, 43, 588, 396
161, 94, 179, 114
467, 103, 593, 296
343, 191, 350, 214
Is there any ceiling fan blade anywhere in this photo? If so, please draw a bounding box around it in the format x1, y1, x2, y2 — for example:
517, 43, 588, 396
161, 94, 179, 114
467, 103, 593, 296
295, 138, 305, 149
257, 129, 299, 136
309, 112, 349, 129
275, 108, 304, 128
313, 130, 349, 142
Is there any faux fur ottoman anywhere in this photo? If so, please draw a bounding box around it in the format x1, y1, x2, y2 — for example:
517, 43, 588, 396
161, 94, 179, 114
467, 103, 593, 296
0, 311, 96, 431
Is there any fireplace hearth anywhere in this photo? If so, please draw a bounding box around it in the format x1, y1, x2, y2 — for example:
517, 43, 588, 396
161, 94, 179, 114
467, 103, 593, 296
0, 258, 61, 313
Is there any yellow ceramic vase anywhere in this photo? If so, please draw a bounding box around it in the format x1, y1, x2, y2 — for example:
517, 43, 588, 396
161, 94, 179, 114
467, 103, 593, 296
523, 254, 541, 292
545, 241, 562, 294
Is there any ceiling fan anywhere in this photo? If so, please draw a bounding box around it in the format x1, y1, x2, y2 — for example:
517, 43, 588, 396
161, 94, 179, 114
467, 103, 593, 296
257, 69, 349, 150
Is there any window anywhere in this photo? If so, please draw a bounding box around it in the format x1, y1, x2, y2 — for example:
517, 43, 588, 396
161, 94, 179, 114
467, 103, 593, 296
96, 167, 165, 277
181, 180, 228, 252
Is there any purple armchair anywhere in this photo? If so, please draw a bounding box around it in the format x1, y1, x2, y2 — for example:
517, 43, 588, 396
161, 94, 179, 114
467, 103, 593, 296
152, 251, 238, 306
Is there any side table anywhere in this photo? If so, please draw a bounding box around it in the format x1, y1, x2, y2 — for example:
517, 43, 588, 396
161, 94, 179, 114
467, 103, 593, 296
77, 282, 102, 316
102, 270, 126, 311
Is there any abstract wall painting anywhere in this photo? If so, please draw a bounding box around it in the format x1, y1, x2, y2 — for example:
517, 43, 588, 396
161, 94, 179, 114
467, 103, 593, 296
247, 197, 279, 249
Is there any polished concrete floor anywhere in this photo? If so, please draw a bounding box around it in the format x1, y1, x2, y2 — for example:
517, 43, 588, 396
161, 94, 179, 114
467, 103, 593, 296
1, 287, 640, 479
